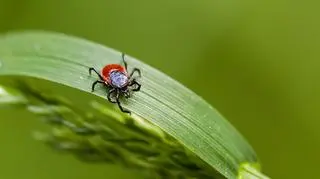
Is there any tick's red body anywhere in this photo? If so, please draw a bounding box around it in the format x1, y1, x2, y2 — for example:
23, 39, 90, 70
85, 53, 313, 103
101, 64, 128, 84
89, 53, 141, 114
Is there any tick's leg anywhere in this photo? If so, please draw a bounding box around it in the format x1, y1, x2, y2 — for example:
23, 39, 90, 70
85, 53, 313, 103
129, 68, 141, 79
107, 88, 117, 103
123, 91, 131, 98
121, 53, 128, 71
115, 89, 131, 114
129, 79, 141, 91
91, 80, 105, 92
89, 67, 104, 80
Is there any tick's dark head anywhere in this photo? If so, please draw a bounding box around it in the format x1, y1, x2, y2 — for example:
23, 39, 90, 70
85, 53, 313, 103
109, 71, 129, 88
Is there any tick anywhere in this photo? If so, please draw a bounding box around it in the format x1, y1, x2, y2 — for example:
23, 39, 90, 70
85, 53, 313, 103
89, 53, 141, 114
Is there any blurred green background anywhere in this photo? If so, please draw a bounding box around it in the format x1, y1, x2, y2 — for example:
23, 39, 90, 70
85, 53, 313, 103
0, 0, 319, 178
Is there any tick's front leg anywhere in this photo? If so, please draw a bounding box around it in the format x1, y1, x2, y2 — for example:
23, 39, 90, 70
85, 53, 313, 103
129, 79, 141, 92
129, 68, 141, 79
115, 89, 131, 114
121, 53, 128, 71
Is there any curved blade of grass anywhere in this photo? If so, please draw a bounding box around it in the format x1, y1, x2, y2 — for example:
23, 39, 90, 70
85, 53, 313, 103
0, 30, 266, 178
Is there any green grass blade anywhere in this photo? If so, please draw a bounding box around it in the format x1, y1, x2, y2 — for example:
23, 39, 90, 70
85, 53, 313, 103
0, 30, 265, 178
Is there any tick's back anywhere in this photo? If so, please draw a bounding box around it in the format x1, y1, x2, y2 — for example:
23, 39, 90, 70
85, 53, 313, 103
101, 64, 127, 80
